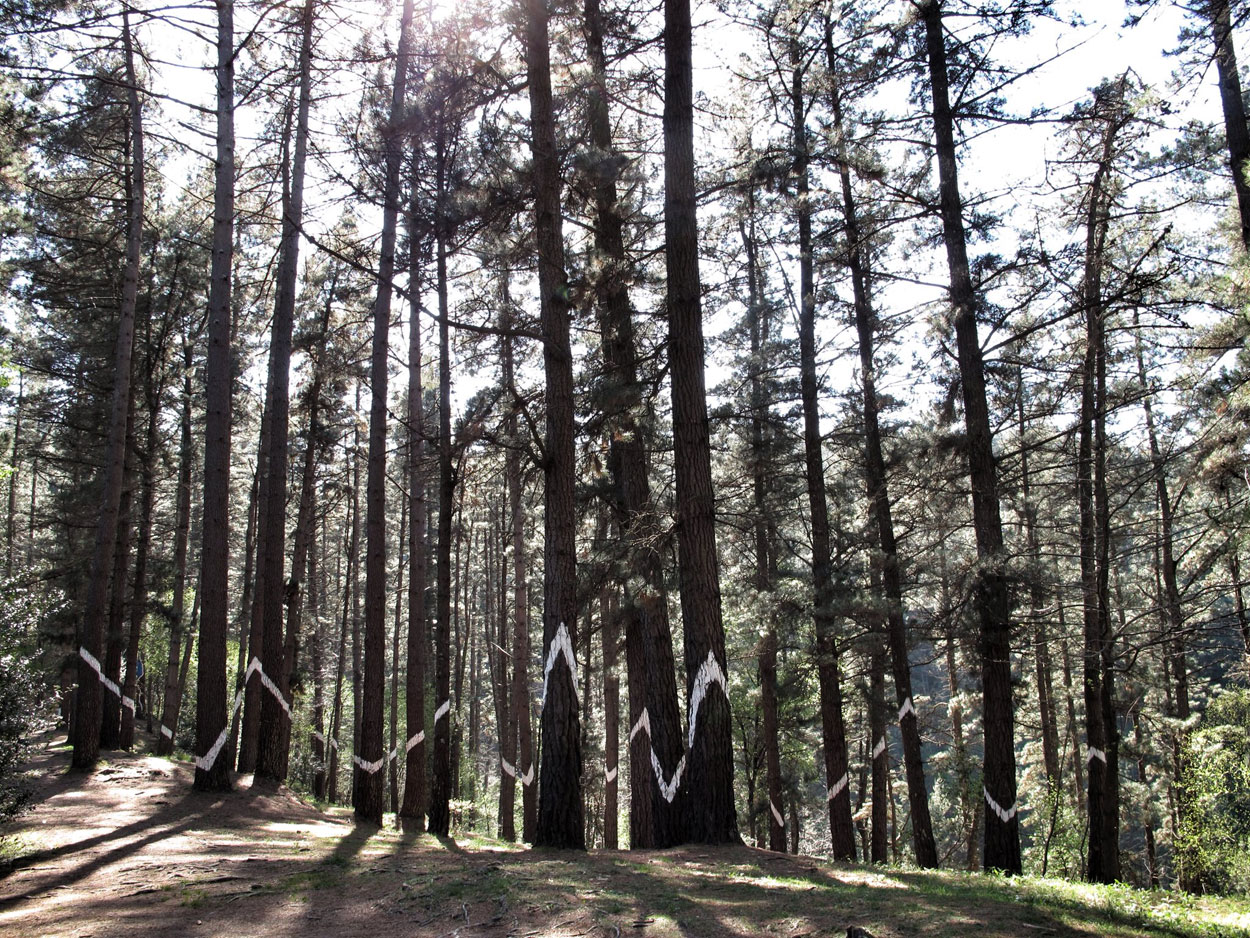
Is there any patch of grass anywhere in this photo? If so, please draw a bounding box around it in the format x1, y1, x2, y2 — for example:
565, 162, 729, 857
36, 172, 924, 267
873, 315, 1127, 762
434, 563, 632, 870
178, 886, 206, 908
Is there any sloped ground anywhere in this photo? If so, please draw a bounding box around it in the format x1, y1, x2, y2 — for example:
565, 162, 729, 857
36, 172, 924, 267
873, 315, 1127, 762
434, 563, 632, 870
1, 734, 1247, 938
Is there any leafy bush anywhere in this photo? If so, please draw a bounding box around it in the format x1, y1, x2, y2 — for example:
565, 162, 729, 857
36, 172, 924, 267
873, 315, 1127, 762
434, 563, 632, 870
0, 583, 51, 821
1175, 688, 1250, 895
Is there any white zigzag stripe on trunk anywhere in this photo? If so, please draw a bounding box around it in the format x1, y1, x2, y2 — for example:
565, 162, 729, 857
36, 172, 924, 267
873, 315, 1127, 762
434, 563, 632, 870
628, 709, 650, 745
687, 650, 727, 750
193, 658, 290, 772
1087, 746, 1107, 764
354, 754, 385, 774
520, 762, 534, 786
540, 622, 577, 710
984, 786, 1018, 823
897, 697, 916, 722
78, 650, 140, 715
406, 729, 425, 753
872, 736, 887, 760
770, 799, 784, 828
434, 699, 451, 724
825, 772, 849, 802
501, 757, 516, 778
650, 749, 686, 803
605, 766, 617, 784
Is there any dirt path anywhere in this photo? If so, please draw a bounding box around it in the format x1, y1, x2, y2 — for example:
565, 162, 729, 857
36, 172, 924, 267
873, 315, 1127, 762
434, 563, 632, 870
0, 734, 1210, 938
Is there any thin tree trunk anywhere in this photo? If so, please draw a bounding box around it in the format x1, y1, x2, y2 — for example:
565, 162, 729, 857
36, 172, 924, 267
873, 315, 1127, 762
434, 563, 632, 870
400, 191, 428, 830
121, 330, 163, 750
664, 0, 737, 845
101, 424, 134, 751
6, 373, 22, 578
194, 0, 234, 793
157, 340, 194, 755
72, 8, 143, 770
255, 0, 315, 786
239, 405, 270, 775
353, 0, 413, 825
428, 206, 455, 838
921, 0, 1017, 872
390, 496, 406, 817
506, 337, 535, 843
1078, 85, 1121, 884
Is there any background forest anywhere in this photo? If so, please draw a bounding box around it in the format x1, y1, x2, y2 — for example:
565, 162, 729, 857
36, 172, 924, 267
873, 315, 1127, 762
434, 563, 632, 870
0, 0, 1248, 899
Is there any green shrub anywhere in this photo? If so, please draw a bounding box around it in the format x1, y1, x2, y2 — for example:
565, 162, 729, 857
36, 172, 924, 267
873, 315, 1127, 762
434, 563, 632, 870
0, 583, 52, 821
1175, 688, 1250, 895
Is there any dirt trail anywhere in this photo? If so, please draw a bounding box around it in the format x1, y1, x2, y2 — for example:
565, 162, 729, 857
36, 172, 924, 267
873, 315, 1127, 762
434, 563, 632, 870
0, 734, 1194, 938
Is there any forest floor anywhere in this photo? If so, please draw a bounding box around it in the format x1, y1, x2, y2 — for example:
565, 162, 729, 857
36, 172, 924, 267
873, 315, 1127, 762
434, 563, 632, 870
1, 734, 1248, 938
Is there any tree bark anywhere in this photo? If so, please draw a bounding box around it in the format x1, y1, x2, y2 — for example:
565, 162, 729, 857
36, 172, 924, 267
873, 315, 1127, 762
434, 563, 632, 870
1078, 86, 1121, 884
401, 175, 429, 830
354, 0, 413, 825
194, 0, 234, 793
428, 206, 455, 838
664, 0, 737, 845
527, 0, 583, 849
1208, 0, 1250, 251
72, 7, 143, 771
921, 0, 1017, 872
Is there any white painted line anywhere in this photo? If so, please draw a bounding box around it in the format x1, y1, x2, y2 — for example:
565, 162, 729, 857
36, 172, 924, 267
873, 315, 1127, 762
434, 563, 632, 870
605, 766, 617, 784
405, 729, 424, 753
687, 650, 727, 750
540, 622, 577, 710
1087, 746, 1107, 764
872, 736, 886, 760
898, 697, 916, 722
770, 799, 784, 828
501, 756, 516, 778
826, 772, 849, 802
628, 709, 650, 745
520, 762, 534, 787
984, 786, 1018, 823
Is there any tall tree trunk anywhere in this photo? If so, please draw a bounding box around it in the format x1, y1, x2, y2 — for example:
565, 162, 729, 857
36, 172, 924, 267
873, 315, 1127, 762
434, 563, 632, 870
157, 339, 194, 755
328, 474, 356, 804
311, 522, 328, 800
527, 0, 583, 850
582, 0, 684, 849
921, 0, 1018, 872
601, 585, 619, 849
121, 327, 163, 750
101, 422, 134, 751
401, 196, 428, 830
664, 0, 737, 845
390, 496, 406, 817
6, 373, 22, 578
428, 206, 455, 838
1208, 0, 1250, 250
1015, 368, 1061, 789
1078, 86, 1121, 884
740, 183, 784, 854
823, 27, 923, 864
489, 490, 514, 839
354, 0, 414, 825
1134, 316, 1191, 887
238, 399, 270, 775
506, 335, 536, 843
868, 644, 888, 863
72, 8, 143, 770
194, 0, 234, 793
255, 0, 315, 786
